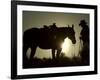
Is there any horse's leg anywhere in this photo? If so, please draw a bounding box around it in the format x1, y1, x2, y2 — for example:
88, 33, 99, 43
52, 49, 55, 59
56, 49, 61, 58
23, 44, 28, 67
29, 45, 37, 64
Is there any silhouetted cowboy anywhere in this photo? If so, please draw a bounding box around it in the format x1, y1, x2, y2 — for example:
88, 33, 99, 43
79, 20, 89, 45
79, 20, 89, 64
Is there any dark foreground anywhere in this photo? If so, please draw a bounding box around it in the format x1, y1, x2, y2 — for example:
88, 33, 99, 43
23, 55, 89, 69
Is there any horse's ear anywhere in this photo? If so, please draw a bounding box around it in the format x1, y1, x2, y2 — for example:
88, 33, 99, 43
72, 24, 74, 28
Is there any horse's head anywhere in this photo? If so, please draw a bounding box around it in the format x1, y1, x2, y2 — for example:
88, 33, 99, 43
66, 25, 76, 44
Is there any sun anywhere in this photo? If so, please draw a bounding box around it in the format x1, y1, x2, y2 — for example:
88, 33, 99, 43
61, 38, 71, 55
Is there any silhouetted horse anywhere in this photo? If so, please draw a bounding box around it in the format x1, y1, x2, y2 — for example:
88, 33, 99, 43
23, 25, 76, 64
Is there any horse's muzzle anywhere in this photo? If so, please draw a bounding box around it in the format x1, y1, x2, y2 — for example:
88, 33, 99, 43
72, 40, 76, 44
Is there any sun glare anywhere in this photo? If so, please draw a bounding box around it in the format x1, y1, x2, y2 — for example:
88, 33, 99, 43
61, 38, 71, 54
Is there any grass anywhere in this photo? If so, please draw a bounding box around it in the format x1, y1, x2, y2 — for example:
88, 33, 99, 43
23, 43, 89, 69
23, 53, 89, 69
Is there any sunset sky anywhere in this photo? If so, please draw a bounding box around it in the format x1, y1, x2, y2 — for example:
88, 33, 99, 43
23, 11, 89, 59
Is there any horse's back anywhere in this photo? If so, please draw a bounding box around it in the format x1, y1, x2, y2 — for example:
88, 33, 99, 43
23, 28, 39, 45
